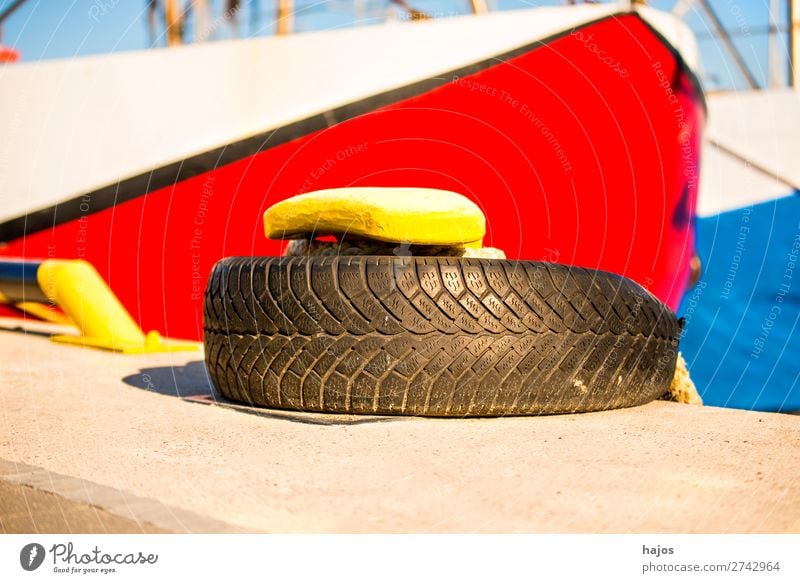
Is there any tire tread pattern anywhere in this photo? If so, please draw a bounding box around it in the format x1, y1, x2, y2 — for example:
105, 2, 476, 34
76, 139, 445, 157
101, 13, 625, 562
204, 256, 679, 416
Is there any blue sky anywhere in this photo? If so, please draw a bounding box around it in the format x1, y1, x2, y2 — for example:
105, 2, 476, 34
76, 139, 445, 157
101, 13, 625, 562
0, 0, 791, 90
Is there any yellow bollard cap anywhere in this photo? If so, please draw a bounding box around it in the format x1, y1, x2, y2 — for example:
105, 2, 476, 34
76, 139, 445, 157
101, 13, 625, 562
264, 187, 486, 246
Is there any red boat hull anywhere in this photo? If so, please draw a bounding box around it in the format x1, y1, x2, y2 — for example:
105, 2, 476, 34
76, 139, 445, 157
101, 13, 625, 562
0, 13, 703, 341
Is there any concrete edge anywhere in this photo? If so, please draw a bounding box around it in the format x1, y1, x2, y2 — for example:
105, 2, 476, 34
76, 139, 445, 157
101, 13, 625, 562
0, 458, 249, 534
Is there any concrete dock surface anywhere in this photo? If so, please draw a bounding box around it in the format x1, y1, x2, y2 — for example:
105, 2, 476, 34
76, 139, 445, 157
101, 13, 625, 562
1, 320, 798, 533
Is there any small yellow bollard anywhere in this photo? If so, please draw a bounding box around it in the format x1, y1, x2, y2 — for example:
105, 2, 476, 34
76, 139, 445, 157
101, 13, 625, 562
35, 259, 196, 353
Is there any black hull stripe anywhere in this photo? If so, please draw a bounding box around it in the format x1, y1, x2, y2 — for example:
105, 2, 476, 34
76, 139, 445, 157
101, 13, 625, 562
0, 11, 704, 243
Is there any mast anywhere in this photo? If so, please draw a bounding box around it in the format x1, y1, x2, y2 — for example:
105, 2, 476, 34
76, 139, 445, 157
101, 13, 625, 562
164, 0, 183, 46
277, 0, 293, 35
469, 0, 488, 14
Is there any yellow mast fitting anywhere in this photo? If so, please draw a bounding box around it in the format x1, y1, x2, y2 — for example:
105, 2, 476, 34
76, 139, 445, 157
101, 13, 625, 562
36, 259, 196, 353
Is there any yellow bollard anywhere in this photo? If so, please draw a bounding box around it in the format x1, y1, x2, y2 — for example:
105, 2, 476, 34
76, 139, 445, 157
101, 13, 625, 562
36, 259, 196, 353
264, 187, 486, 246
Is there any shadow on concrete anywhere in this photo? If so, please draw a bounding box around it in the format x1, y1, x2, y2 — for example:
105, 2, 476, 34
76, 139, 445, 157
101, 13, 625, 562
122, 361, 398, 426
122, 360, 218, 399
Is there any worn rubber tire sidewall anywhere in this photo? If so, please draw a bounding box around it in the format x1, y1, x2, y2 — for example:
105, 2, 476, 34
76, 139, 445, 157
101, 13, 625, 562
203, 256, 679, 417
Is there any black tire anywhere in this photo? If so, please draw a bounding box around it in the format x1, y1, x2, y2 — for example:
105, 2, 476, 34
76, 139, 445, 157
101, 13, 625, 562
203, 256, 680, 417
